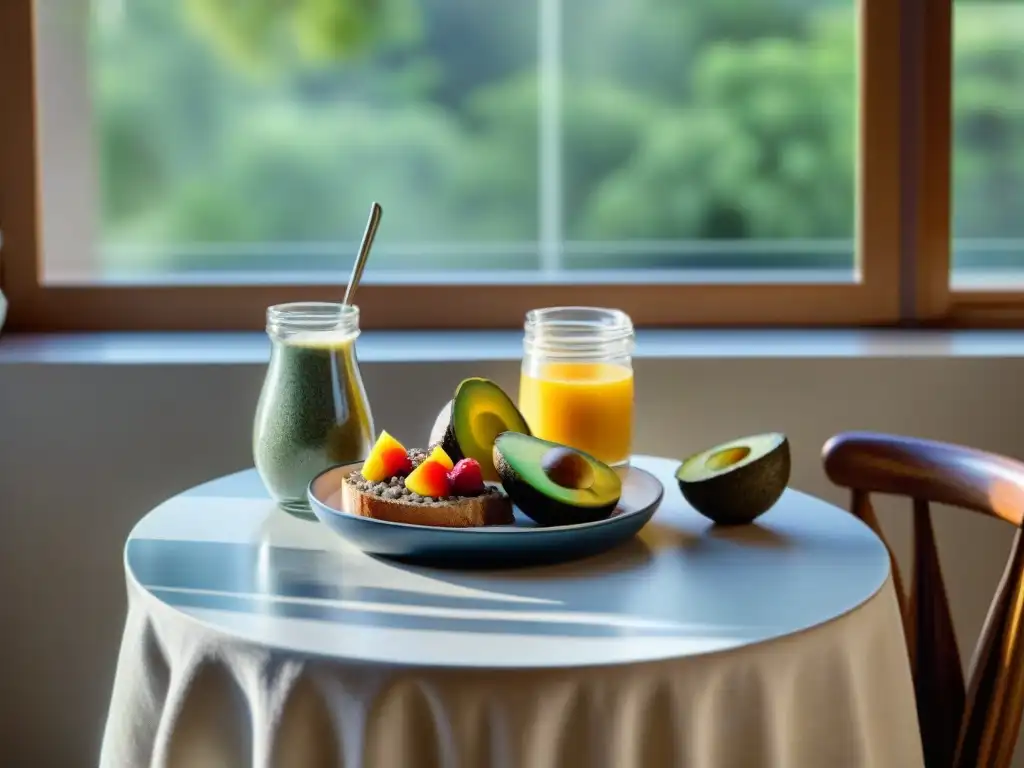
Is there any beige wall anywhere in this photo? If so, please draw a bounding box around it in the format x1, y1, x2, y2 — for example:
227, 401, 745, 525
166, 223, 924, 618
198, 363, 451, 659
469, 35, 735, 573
2, 355, 1023, 766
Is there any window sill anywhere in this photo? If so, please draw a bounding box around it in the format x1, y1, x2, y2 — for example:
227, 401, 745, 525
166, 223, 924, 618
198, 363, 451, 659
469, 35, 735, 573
2, 329, 1024, 365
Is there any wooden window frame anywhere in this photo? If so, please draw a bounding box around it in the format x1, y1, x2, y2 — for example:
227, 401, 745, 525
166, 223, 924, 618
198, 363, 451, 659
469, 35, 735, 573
911, 0, 1024, 327
1, 0, 902, 332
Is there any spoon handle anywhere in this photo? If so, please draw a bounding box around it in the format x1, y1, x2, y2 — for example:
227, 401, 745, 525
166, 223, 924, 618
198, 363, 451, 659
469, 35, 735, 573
344, 202, 382, 307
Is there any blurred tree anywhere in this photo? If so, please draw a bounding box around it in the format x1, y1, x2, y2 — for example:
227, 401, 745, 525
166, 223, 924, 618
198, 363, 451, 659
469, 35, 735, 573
142, 103, 468, 238
578, 14, 855, 240
564, 0, 809, 101
953, 4, 1024, 239
91, 0, 1024, 276
447, 74, 540, 241
93, 0, 233, 226
560, 85, 666, 239
417, 0, 535, 110
182, 0, 422, 70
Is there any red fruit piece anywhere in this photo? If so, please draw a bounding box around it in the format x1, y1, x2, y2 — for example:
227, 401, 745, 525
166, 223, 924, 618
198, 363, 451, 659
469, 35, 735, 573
389, 452, 413, 477
449, 458, 486, 496
405, 460, 452, 498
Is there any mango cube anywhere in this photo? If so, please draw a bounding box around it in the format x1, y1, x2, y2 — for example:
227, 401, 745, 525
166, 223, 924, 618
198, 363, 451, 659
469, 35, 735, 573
428, 445, 454, 471
362, 431, 412, 482
405, 460, 451, 498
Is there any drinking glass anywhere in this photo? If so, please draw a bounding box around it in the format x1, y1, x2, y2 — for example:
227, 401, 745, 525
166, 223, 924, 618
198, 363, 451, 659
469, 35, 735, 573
518, 307, 635, 466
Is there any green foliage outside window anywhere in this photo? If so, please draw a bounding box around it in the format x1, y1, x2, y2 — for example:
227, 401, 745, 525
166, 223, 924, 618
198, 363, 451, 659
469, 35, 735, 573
90, 0, 1024, 274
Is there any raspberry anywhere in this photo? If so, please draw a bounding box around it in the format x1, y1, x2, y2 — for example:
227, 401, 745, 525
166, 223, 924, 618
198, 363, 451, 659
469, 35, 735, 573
449, 458, 486, 496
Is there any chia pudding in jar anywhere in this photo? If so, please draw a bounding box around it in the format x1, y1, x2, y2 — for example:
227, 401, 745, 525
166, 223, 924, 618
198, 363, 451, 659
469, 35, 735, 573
253, 302, 374, 516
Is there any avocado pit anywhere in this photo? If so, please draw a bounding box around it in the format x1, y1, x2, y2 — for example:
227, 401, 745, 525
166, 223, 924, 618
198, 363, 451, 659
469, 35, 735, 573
705, 445, 751, 472
493, 433, 622, 526
542, 447, 595, 490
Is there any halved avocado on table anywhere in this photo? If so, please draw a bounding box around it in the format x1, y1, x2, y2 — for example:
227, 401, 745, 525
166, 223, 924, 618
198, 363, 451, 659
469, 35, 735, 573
675, 433, 790, 525
429, 378, 530, 482
493, 433, 622, 526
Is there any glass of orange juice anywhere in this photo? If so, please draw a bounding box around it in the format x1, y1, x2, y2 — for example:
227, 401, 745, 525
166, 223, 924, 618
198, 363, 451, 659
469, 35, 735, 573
518, 307, 635, 466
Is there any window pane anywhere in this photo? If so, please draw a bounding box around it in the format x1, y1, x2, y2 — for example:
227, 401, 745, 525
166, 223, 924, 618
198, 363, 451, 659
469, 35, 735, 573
36, 0, 856, 284
560, 0, 857, 276
952, 1, 1024, 288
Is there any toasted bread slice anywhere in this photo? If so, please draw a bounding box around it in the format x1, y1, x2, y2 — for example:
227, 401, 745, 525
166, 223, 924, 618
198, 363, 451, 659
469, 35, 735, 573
342, 481, 514, 528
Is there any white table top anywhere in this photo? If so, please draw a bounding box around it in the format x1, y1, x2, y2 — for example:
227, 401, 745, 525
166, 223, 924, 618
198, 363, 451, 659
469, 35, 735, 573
126, 455, 890, 669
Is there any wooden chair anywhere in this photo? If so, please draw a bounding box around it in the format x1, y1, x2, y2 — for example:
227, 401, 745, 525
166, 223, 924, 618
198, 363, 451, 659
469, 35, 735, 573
822, 431, 1024, 768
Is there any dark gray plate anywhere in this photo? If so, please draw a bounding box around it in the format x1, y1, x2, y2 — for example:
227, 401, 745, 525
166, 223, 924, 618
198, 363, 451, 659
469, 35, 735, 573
308, 462, 664, 568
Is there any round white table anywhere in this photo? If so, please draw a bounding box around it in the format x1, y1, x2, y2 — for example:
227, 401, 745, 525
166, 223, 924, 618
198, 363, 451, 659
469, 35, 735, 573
100, 456, 923, 768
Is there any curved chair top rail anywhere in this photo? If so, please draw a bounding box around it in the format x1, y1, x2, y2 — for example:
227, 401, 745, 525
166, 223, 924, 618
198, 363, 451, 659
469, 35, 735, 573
823, 431, 1024, 528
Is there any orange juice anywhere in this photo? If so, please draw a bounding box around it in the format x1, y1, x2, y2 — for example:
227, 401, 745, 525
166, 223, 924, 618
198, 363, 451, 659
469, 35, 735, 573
519, 361, 634, 465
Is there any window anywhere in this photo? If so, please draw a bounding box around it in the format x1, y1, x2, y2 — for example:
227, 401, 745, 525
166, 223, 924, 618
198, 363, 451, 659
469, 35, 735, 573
942, 0, 1024, 325
952, 0, 1024, 291
1, 0, 913, 330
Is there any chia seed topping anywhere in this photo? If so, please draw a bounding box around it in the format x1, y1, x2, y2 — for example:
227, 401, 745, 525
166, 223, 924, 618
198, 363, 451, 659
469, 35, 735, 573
347, 448, 503, 505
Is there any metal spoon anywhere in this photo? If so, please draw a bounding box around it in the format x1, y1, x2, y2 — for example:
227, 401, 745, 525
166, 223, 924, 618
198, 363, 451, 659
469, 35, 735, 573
343, 201, 382, 307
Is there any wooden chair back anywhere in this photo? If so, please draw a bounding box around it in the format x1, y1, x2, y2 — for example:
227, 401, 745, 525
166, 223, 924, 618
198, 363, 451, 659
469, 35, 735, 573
822, 431, 1024, 768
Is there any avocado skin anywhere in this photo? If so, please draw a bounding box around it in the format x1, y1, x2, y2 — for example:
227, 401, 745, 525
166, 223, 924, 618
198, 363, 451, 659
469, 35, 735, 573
440, 423, 464, 463
677, 438, 790, 525
428, 400, 464, 461
494, 446, 618, 527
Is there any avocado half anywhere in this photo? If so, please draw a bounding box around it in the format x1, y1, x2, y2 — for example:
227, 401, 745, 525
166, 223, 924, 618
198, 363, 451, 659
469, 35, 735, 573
428, 378, 531, 482
675, 433, 790, 525
493, 432, 622, 526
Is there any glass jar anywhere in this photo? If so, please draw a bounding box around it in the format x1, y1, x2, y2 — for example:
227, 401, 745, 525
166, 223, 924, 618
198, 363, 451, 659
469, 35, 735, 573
518, 307, 635, 466
253, 302, 375, 516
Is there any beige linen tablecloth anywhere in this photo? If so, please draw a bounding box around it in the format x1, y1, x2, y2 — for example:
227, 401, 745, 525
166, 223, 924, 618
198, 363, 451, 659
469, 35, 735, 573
100, 458, 923, 767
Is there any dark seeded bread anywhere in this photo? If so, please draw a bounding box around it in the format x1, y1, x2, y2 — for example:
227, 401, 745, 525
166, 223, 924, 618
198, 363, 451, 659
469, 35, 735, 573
342, 481, 513, 527
343, 448, 514, 528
